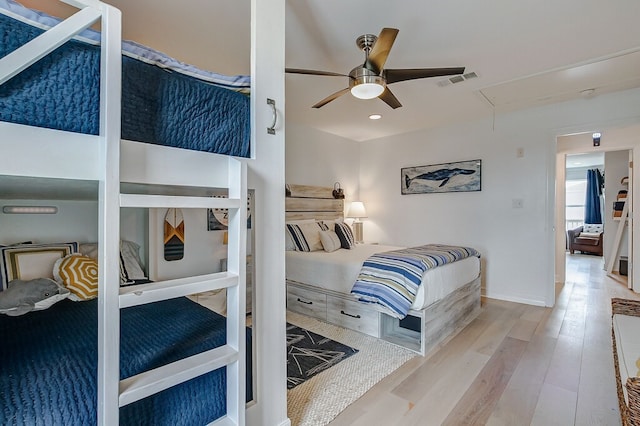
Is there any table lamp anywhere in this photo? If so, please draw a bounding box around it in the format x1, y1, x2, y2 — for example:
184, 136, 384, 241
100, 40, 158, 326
347, 201, 367, 243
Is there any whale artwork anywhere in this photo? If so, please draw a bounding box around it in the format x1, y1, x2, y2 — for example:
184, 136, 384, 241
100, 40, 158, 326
401, 160, 481, 194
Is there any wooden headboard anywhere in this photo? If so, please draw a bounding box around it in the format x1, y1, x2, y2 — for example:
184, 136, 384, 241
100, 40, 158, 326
285, 184, 344, 221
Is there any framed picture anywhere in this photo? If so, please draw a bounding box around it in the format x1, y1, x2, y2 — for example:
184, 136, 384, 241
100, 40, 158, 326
401, 159, 481, 195
207, 193, 252, 231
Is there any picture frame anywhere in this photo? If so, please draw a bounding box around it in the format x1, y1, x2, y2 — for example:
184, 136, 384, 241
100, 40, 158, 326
207, 193, 252, 231
401, 159, 481, 195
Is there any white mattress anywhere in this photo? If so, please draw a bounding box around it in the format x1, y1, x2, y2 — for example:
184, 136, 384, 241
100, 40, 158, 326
286, 244, 480, 310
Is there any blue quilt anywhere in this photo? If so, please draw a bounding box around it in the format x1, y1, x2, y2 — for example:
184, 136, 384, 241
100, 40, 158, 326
351, 244, 480, 319
0, 297, 252, 425
0, 12, 250, 157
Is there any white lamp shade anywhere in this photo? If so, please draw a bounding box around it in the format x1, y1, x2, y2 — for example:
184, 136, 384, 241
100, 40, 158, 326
347, 201, 367, 219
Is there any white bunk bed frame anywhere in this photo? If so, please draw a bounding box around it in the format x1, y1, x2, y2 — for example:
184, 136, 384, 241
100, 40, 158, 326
0, 1, 248, 425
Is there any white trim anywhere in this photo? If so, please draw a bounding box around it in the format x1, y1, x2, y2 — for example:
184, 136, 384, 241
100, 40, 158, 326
484, 293, 547, 307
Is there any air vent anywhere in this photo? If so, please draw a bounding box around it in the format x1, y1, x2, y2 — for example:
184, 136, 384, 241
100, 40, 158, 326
437, 71, 479, 87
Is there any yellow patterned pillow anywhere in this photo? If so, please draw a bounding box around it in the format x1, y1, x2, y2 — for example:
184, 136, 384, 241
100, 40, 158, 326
54, 254, 98, 301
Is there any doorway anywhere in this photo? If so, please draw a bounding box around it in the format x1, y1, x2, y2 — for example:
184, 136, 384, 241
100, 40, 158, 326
554, 131, 634, 298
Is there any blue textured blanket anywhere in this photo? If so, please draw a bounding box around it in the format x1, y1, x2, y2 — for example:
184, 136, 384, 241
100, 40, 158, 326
0, 12, 250, 157
351, 244, 480, 318
0, 297, 252, 425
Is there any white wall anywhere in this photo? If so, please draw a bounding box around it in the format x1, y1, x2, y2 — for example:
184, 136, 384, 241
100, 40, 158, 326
286, 87, 640, 307
0, 199, 98, 245
0, 200, 147, 265
286, 122, 362, 204
604, 150, 629, 269
148, 208, 232, 280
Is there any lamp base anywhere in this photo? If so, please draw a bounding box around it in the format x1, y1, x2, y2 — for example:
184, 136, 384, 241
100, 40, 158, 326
352, 221, 364, 244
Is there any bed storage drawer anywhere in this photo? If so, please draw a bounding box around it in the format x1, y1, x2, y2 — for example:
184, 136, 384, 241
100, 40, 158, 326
326, 295, 380, 337
287, 284, 327, 320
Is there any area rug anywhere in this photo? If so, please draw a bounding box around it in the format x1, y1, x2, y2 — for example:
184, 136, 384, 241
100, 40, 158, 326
287, 311, 417, 426
287, 323, 358, 389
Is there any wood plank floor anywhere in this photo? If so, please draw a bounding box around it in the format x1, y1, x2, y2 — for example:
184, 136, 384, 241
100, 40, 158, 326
329, 254, 638, 426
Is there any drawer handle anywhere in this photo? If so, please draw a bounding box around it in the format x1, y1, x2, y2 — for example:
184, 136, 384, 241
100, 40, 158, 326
340, 310, 361, 319
297, 298, 313, 305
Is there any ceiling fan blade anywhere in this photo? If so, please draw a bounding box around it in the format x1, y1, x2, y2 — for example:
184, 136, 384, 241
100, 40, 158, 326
384, 67, 465, 84
364, 28, 399, 74
312, 88, 351, 108
286, 68, 346, 77
378, 87, 402, 109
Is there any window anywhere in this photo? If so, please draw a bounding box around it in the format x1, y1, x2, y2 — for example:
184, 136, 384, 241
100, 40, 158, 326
566, 179, 587, 230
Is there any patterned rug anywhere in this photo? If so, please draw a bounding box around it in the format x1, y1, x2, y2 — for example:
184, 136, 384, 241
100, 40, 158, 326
287, 323, 358, 389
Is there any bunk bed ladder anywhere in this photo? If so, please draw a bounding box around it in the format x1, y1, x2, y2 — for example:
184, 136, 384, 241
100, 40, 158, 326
100, 158, 248, 426
89, 2, 247, 425
116, 160, 248, 426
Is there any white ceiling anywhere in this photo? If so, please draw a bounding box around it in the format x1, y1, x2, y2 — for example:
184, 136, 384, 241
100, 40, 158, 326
20, 0, 640, 142
566, 152, 604, 169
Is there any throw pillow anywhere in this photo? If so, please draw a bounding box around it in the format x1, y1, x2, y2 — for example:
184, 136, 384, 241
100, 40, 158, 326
54, 254, 98, 301
319, 230, 341, 253
79, 240, 146, 283
335, 222, 355, 249
583, 224, 603, 233
285, 220, 316, 251
0, 242, 79, 291
286, 222, 324, 252
0, 278, 70, 316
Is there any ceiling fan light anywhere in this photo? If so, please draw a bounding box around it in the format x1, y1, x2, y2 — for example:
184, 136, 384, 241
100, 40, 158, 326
351, 82, 384, 99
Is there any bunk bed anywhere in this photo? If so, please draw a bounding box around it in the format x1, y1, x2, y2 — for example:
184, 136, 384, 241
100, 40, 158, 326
0, 1, 249, 425
285, 184, 481, 355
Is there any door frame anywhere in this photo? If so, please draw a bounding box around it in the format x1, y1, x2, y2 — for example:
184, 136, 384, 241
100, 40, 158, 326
553, 128, 639, 304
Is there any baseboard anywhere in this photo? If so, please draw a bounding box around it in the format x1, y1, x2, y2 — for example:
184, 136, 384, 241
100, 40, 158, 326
278, 418, 292, 426
484, 293, 547, 307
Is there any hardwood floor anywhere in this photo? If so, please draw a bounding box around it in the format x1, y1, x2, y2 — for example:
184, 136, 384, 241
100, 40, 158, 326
329, 254, 638, 426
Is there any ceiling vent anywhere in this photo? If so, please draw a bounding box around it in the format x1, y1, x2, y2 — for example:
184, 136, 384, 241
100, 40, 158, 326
437, 71, 478, 87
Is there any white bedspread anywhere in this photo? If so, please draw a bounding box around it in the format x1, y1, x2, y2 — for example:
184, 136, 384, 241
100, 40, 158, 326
286, 244, 480, 310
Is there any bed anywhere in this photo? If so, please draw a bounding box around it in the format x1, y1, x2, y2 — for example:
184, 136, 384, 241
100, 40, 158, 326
0, 0, 251, 157
0, 1, 250, 424
285, 184, 481, 355
0, 297, 253, 425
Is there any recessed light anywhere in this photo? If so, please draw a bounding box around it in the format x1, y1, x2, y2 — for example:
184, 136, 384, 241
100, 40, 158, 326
369, 114, 382, 120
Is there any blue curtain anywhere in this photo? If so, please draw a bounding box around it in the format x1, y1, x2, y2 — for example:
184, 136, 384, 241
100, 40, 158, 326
585, 169, 603, 224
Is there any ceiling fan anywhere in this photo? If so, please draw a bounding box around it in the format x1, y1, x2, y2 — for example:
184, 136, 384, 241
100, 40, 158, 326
286, 28, 465, 109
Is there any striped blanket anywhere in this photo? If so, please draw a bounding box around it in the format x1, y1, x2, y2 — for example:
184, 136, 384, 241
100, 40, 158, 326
351, 244, 480, 319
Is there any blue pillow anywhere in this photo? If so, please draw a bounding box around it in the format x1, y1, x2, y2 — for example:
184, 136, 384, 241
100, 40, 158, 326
334, 223, 355, 249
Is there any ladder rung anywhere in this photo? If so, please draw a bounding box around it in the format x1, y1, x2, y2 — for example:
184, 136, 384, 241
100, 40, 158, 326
119, 272, 238, 308
210, 416, 238, 426
119, 344, 238, 407
120, 193, 242, 209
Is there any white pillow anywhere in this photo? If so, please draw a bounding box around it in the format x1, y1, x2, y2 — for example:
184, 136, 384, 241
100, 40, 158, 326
79, 240, 146, 281
319, 230, 341, 253
583, 224, 603, 233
